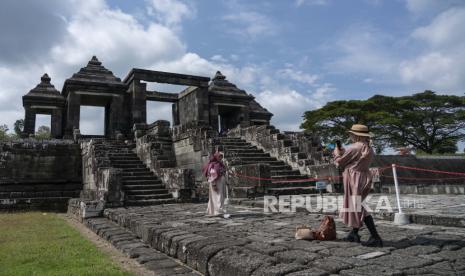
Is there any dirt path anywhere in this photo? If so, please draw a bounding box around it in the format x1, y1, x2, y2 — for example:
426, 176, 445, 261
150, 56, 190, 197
62, 214, 156, 276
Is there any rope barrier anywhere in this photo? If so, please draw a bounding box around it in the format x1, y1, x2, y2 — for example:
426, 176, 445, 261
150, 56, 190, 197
229, 164, 465, 185
394, 165, 465, 176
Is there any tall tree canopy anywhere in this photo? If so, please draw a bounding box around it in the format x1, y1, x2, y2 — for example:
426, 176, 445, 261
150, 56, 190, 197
301, 91, 465, 154
14, 119, 24, 136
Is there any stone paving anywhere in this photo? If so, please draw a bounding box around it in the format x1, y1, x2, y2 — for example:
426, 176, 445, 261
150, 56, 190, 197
101, 203, 465, 275
232, 193, 465, 228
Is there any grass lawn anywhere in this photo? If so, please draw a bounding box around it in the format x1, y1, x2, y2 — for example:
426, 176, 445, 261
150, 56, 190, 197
0, 212, 133, 276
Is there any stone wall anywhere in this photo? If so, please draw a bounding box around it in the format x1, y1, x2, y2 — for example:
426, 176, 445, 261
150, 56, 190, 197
134, 120, 195, 200
80, 140, 124, 206
227, 163, 270, 198
177, 87, 209, 126
0, 139, 82, 211
172, 123, 217, 200
372, 155, 465, 194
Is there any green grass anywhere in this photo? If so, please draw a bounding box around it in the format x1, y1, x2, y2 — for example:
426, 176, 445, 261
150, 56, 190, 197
0, 212, 133, 276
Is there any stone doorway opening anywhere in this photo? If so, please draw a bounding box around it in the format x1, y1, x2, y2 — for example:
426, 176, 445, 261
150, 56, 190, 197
217, 105, 243, 133
35, 114, 51, 135
147, 101, 173, 126
79, 106, 105, 136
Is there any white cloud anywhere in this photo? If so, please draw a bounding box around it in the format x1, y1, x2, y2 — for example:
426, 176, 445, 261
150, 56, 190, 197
405, 0, 463, 16
399, 7, 465, 93
211, 55, 228, 63
278, 68, 319, 86
50, 0, 185, 76
0, 0, 332, 134
412, 7, 465, 49
222, 11, 276, 40
328, 24, 396, 76
147, 0, 194, 27
295, 0, 329, 7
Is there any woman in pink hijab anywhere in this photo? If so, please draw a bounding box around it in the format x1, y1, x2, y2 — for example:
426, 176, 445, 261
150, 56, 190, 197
333, 124, 383, 247
203, 151, 226, 216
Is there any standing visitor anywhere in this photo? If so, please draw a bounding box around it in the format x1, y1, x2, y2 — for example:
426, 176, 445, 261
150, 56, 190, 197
203, 151, 227, 216
333, 124, 383, 247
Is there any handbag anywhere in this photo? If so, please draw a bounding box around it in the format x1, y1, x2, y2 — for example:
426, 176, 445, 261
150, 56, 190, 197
295, 225, 314, 240
312, 215, 337, 241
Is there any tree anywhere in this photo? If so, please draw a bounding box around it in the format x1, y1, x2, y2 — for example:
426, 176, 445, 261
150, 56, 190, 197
35, 125, 51, 139
0, 124, 9, 141
301, 91, 465, 154
14, 119, 24, 136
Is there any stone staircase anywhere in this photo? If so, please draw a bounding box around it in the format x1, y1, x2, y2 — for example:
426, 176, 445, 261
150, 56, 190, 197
215, 137, 316, 195
97, 142, 175, 206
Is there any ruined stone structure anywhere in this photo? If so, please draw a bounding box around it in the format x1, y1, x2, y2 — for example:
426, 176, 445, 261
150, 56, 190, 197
4, 55, 465, 212
2, 56, 332, 211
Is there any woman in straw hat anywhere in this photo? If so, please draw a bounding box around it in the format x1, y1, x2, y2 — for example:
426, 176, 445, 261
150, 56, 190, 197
333, 124, 383, 247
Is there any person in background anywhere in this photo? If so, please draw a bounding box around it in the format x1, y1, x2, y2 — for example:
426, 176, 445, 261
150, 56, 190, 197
203, 151, 227, 216
333, 124, 383, 247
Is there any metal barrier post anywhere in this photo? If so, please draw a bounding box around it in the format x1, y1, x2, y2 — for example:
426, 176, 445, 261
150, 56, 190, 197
392, 164, 410, 225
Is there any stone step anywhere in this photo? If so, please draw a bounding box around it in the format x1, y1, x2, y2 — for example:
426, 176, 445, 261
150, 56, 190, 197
0, 190, 81, 199
265, 186, 317, 196
122, 175, 160, 181
121, 168, 151, 173
123, 184, 166, 191
113, 164, 148, 169
123, 179, 163, 185
124, 189, 170, 195
218, 137, 243, 141
121, 171, 153, 177
271, 174, 309, 180
270, 170, 301, 176
125, 198, 176, 206
220, 146, 259, 151
111, 160, 144, 165
240, 160, 285, 166
269, 180, 315, 188
217, 142, 250, 146
269, 165, 293, 171
235, 156, 277, 162
224, 152, 270, 158
109, 156, 140, 160
126, 193, 172, 200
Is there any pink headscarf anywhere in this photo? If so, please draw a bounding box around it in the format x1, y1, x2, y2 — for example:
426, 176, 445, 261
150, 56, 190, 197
203, 152, 225, 178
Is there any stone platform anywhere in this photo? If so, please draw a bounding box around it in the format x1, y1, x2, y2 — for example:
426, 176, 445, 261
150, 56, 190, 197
232, 193, 465, 228
101, 203, 465, 275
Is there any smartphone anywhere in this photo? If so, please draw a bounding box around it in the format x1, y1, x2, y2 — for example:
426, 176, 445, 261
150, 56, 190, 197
336, 140, 342, 150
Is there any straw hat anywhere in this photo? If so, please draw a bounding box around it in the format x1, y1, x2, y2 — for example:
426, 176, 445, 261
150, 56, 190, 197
348, 124, 372, 137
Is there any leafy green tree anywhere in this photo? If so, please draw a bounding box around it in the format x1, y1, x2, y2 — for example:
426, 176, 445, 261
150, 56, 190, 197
0, 124, 9, 141
302, 91, 465, 154
14, 119, 24, 137
35, 125, 51, 139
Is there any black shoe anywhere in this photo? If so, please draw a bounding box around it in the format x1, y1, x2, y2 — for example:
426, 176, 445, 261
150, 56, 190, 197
362, 236, 383, 247
362, 215, 383, 247
342, 229, 360, 243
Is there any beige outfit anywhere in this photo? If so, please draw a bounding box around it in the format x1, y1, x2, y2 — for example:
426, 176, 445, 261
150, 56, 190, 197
334, 142, 375, 228
206, 170, 226, 216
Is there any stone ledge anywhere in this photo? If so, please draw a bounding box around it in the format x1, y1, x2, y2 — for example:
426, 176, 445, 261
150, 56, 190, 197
83, 217, 201, 276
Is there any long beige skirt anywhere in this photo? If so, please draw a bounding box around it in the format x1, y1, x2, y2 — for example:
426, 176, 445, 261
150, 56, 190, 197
206, 176, 226, 216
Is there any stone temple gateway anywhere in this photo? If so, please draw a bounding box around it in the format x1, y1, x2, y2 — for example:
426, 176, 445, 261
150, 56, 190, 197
0, 56, 336, 210
22, 56, 273, 140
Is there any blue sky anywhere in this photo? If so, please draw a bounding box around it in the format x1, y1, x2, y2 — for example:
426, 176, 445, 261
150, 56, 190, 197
0, 0, 464, 136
